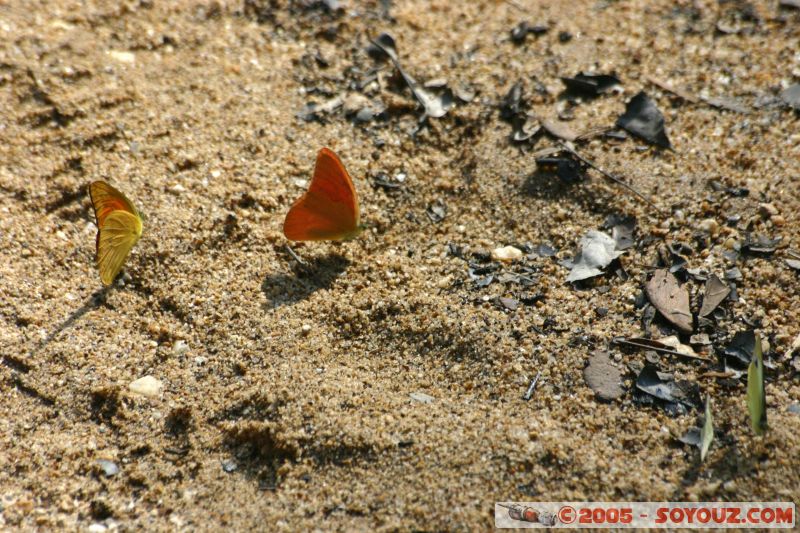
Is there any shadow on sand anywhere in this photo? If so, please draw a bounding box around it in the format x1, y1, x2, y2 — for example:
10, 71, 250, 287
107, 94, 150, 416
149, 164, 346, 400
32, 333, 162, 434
261, 252, 350, 309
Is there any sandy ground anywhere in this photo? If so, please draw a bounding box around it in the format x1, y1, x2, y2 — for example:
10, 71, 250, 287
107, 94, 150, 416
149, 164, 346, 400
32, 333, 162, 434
1, 0, 799, 530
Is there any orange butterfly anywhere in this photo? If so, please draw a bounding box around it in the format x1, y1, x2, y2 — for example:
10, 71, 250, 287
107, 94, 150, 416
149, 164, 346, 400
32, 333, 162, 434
88, 181, 143, 285
283, 147, 363, 242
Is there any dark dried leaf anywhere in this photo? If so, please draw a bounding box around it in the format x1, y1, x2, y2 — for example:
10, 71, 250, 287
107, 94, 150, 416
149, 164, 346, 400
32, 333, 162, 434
616, 91, 672, 149
699, 274, 730, 317
510, 21, 548, 44
645, 269, 693, 333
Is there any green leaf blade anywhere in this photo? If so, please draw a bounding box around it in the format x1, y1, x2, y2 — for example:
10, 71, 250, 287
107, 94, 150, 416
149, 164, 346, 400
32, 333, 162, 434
747, 335, 767, 436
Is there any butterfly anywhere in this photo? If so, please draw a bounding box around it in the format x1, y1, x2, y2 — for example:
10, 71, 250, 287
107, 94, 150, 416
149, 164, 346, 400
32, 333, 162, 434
88, 181, 144, 285
283, 148, 362, 242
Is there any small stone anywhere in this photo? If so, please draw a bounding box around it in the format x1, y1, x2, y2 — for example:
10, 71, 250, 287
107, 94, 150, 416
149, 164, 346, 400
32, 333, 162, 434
221, 459, 238, 473
583, 351, 624, 401
173, 340, 189, 355
788, 403, 800, 415
129, 375, 163, 398
409, 392, 435, 404
56, 230, 68, 241
194, 356, 206, 365
698, 218, 719, 235
301, 324, 312, 335
758, 203, 778, 218
169, 183, 186, 194
88, 524, 107, 533
771, 215, 785, 227
95, 459, 119, 477
491, 245, 523, 262
107, 50, 135, 63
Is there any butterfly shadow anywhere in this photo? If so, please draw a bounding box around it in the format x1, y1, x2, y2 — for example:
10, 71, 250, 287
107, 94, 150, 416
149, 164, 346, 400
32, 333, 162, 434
261, 252, 351, 309
34, 287, 112, 354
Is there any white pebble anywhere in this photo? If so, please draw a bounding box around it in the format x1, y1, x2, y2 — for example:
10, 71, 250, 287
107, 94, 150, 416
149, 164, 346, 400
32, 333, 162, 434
107, 50, 135, 63
301, 324, 312, 335
410, 392, 435, 404
173, 340, 189, 355
491, 245, 523, 262
129, 375, 163, 398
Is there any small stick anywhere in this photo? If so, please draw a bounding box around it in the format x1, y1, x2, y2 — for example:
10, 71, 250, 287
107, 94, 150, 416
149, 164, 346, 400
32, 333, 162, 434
522, 370, 542, 400
285, 244, 306, 266
613, 337, 709, 361
558, 142, 663, 213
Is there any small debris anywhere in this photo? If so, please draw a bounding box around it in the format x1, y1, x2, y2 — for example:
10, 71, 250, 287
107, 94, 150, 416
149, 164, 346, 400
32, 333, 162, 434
560, 72, 621, 97
698, 274, 730, 317
496, 297, 519, 311
535, 153, 585, 183
222, 459, 238, 473
173, 340, 189, 355
645, 269, 692, 334
95, 459, 119, 477
510, 21, 548, 44
742, 233, 782, 255
522, 370, 542, 401
724, 329, 755, 366
583, 351, 624, 401
108, 50, 135, 63
425, 200, 447, 223
491, 245, 523, 263
410, 392, 435, 404
301, 324, 312, 335
566, 230, 623, 283
605, 214, 636, 251
780, 84, 800, 110
370, 33, 453, 118
616, 91, 672, 149
129, 375, 163, 399
680, 396, 714, 461
296, 95, 343, 122
634, 364, 700, 415
614, 336, 707, 361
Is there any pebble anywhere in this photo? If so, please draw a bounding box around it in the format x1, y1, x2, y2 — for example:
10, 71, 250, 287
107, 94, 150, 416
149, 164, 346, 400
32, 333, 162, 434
168, 183, 186, 194
697, 218, 719, 235
409, 392, 435, 404
173, 340, 189, 355
758, 203, 778, 218
301, 324, 312, 335
491, 245, 523, 262
95, 459, 119, 477
107, 50, 135, 63
129, 375, 163, 398
88, 524, 107, 533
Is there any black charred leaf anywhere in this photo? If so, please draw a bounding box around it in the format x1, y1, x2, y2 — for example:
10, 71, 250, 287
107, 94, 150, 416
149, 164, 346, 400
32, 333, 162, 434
616, 91, 672, 149
635, 364, 700, 409
560, 72, 621, 97
500, 81, 525, 121
742, 233, 782, 255
724, 329, 755, 366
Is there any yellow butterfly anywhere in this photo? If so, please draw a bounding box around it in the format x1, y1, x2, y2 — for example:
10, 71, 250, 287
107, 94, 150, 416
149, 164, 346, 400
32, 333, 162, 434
88, 181, 143, 285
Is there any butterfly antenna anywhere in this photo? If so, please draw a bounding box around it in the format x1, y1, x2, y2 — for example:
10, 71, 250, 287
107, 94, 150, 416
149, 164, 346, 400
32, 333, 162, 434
284, 244, 306, 267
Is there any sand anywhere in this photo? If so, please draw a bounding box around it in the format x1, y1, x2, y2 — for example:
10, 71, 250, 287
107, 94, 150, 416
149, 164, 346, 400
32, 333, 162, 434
1, 0, 799, 530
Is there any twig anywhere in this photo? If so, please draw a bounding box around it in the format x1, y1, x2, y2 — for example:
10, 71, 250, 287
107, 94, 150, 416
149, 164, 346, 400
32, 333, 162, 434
613, 337, 709, 361
558, 142, 664, 213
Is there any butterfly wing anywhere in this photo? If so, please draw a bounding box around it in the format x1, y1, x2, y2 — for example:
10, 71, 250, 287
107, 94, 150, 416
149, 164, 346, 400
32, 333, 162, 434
89, 181, 139, 228
89, 181, 143, 285
96, 211, 143, 285
283, 148, 360, 241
